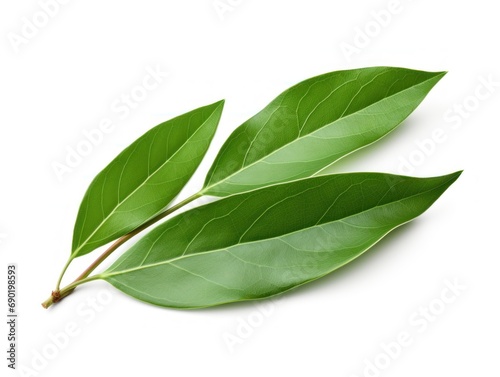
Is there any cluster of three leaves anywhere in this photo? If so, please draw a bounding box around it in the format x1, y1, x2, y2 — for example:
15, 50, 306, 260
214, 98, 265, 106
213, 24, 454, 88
54, 67, 460, 309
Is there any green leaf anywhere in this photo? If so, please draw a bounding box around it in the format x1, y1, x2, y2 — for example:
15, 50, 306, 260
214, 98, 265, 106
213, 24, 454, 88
101, 171, 461, 309
71, 100, 224, 258
203, 67, 446, 196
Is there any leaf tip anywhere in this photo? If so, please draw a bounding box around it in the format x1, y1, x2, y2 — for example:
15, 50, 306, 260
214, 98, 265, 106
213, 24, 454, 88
441, 170, 463, 187
451, 169, 463, 178
214, 99, 225, 108
435, 70, 448, 79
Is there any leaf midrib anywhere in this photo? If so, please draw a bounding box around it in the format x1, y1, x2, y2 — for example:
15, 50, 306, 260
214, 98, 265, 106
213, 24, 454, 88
202, 73, 443, 194
102, 174, 453, 279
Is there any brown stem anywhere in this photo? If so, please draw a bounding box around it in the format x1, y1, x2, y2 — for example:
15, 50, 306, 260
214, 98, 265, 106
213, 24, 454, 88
42, 275, 101, 308
42, 193, 201, 309
75, 192, 201, 281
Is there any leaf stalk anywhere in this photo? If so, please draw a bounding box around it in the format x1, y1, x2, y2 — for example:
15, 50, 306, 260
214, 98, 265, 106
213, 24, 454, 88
43, 193, 202, 309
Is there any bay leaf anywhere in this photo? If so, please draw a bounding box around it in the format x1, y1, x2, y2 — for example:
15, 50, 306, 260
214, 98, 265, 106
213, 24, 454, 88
203, 67, 445, 196
102, 171, 461, 308
71, 100, 224, 258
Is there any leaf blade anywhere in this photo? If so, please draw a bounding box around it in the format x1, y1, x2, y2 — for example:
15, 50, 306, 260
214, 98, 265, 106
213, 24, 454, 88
103, 171, 461, 308
203, 67, 445, 196
72, 100, 224, 258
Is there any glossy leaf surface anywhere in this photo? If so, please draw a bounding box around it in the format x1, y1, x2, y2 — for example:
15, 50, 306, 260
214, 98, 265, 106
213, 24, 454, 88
72, 100, 224, 258
103, 171, 460, 308
203, 67, 445, 196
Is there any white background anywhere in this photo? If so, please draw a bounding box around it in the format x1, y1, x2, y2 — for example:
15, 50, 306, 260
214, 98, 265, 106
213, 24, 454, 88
1, 0, 498, 376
